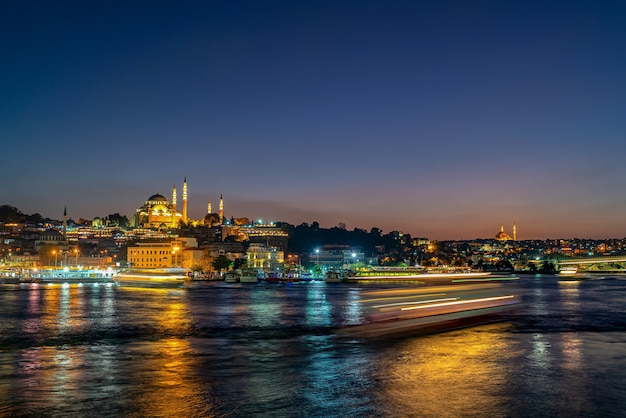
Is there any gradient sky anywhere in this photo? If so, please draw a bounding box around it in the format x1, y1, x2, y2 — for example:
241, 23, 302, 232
2, 1, 625, 240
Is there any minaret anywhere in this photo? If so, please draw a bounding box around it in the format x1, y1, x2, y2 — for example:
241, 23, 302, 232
207, 200, 212, 214
183, 177, 188, 222
513, 223, 517, 241
62, 206, 67, 240
219, 194, 224, 224
172, 184, 177, 211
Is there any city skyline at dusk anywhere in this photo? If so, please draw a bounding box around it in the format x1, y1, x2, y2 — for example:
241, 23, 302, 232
2, 1, 625, 240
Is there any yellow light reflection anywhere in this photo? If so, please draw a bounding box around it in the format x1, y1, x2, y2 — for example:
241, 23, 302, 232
379, 324, 517, 416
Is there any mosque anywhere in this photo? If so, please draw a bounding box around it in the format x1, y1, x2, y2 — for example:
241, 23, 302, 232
130, 178, 224, 228
495, 223, 517, 241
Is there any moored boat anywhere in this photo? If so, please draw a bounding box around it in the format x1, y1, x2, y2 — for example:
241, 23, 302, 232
240, 268, 261, 283
342, 266, 493, 284
325, 270, 344, 283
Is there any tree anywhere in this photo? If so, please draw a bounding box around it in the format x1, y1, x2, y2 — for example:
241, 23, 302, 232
203, 213, 220, 226
233, 258, 247, 269
0, 205, 23, 223
212, 255, 232, 271
540, 260, 556, 273
107, 213, 129, 228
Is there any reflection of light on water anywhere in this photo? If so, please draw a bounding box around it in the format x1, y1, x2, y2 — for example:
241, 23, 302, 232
532, 285, 547, 317
530, 333, 552, 370
23, 288, 42, 335
559, 284, 580, 312
343, 288, 363, 325
248, 290, 281, 326
560, 332, 582, 370
131, 338, 215, 416
305, 285, 331, 326
380, 325, 515, 416
18, 345, 90, 410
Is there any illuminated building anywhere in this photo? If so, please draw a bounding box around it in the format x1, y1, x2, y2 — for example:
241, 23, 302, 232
241, 223, 289, 252
246, 243, 284, 270
513, 223, 517, 241
126, 238, 197, 268
131, 177, 223, 229
495, 225, 513, 242
131, 194, 181, 228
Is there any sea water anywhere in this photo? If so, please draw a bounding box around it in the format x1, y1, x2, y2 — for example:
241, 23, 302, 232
1, 276, 625, 417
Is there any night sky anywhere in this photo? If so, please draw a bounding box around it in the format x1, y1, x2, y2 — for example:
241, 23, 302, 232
2, 1, 625, 240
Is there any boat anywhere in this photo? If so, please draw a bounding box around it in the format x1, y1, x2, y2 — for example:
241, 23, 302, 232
325, 270, 344, 283
224, 271, 239, 283
336, 282, 520, 338
264, 271, 281, 283
2, 268, 118, 285
239, 268, 261, 283
113, 268, 189, 288
342, 266, 493, 284
558, 267, 589, 282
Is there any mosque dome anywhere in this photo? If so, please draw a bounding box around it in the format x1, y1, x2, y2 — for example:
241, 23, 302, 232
146, 194, 169, 204
146, 193, 170, 206
495, 225, 512, 241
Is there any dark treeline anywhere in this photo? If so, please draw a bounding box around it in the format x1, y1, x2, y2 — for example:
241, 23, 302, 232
278, 221, 409, 257
0, 205, 45, 224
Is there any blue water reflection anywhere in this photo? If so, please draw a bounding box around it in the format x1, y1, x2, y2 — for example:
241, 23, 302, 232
0, 276, 625, 416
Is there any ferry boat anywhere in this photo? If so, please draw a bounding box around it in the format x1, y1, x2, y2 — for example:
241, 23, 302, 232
240, 268, 261, 283
113, 268, 189, 288
558, 266, 589, 282
224, 271, 239, 282
336, 282, 520, 338
342, 266, 493, 284
2, 268, 118, 285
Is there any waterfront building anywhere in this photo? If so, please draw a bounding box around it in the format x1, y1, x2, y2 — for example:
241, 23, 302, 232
242, 223, 289, 252
246, 243, 284, 270
126, 238, 197, 268
34, 229, 69, 253
204, 242, 245, 260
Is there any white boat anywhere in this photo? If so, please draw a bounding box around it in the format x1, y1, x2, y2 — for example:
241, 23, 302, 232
224, 271, 239, 282
114, 268, 189, 288
240, 268, 260, 283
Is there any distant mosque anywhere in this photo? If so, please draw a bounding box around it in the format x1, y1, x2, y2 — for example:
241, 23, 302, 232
495, 223, 517, 241
130, 177, 224, 228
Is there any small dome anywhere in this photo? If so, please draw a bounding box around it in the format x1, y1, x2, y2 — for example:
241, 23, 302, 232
147, 194, 168, 203
41, 229, 62, 237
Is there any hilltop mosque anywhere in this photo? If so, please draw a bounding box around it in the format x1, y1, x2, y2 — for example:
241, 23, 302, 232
130, 178, 224, 228
495, 223, 517, 241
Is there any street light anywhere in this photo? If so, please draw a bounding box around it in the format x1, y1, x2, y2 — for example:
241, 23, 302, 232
74, 248, 79, 266
52, 249, 58, 268
172, 246, 180, 268
315, 248, 320, 278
